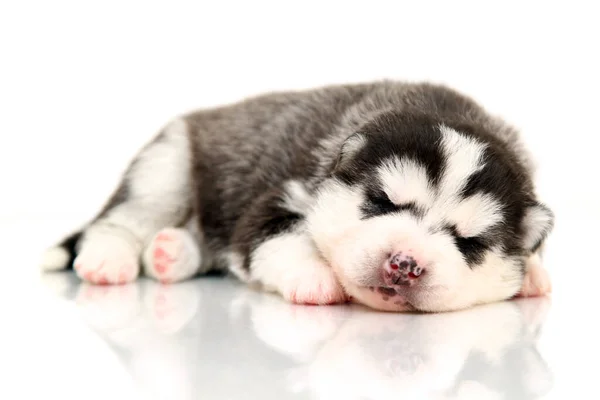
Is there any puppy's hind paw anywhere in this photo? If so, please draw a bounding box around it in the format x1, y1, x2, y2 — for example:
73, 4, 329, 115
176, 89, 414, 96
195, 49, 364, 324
517, 254, 552, 298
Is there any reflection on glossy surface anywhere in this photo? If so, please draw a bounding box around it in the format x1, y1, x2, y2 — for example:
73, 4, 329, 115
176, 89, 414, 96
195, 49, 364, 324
42, 273, 553, 400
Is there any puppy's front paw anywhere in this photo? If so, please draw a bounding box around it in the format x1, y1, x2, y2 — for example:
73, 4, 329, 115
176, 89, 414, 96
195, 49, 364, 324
518, 253, 552, 298
251, 234, 348, 305
282, 262, 348, 305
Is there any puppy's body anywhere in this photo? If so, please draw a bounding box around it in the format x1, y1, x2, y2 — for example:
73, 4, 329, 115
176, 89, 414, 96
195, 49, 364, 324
41, 81, 554, 312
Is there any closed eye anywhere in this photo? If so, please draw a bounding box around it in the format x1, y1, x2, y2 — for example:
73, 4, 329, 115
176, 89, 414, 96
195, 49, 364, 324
445, 225, 488, 267
361, 190, 420, 219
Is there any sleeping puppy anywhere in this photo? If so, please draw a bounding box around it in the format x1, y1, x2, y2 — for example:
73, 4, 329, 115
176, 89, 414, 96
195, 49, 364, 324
40, 81, 554, 312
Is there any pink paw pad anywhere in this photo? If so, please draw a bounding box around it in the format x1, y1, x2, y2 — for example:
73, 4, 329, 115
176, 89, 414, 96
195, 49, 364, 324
151, 233, 180, 276
75, 260, 137, 285
517, 255, 552, 298
73, 236, 139, 285
143, 228, 201, 284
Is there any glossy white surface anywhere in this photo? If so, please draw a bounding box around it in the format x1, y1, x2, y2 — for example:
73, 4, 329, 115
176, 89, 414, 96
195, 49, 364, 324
1, 212, 598, 400
38, 274, 554, 400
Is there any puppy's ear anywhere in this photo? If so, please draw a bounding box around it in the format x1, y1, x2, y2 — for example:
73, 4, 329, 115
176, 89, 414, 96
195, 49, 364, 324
335, 132, 367, 169
521, 202, 554, 252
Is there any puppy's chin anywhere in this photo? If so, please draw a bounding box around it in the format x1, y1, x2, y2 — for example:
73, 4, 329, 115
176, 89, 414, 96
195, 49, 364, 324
345, 283, 416, 312
331, 269, 415, 312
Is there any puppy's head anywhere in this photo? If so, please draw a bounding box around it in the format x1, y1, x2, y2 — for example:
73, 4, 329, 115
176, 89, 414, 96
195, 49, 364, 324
307, 112, 554, 312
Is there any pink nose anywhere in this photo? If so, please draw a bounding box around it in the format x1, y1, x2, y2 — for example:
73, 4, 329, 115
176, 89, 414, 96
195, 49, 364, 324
386, 252, 424, 285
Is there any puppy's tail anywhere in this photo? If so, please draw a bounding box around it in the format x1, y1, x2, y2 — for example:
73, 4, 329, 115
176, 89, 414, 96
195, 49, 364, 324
40, 230, 83, 271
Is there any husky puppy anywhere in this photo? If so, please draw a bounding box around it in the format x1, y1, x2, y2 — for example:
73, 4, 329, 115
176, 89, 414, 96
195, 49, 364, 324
41, 81, 554, 312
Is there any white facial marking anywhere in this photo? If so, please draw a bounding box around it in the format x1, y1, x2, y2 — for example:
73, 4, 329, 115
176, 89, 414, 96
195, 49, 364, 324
421, 238, 523, 311
461, 249, 523, 305
448, 193, 504, 238
378, 158, 434, 208
438, 124, 486, 202
306, 179, 365, 260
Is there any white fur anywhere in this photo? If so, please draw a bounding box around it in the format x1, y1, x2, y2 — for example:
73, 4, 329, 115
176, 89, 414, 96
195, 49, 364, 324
447, 193, 504, 238
309, 181, 425, 287
74, 229, 140, 284
95, 118, 192, 244
423, 233, 523, 311
378, 158, 434, 208
522, 205, 553, 250
438, 124, 486, 201
376, 144, 501, 238
75, 118, 193, 284
142, 228, 201, 283
282, 180, 314, 214
40, 246, 70, 271
307, 179, 365, 262
250, 231, 346, 304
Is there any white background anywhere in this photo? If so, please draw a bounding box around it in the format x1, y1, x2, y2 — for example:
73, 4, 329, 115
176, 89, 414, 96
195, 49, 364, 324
1, 1, 599, 399
1, 1, 599, 224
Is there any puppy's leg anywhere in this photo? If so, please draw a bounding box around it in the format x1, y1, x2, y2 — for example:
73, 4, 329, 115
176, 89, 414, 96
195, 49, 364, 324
251, 232, 348, 305
142, 217, 204, 284
46, 119, 194, 285
517, 252, 552, 297
231, 184, 347, 305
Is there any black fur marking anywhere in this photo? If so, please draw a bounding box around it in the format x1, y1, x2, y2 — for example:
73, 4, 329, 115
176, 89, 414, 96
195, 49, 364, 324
360, 187, 420, 219
257, 211, 303, 241
231, 188, 304, 271
452, 128, 540, 259
445, 225, 488, 267
337, 113, 445, 189
57, 231, 82, 270
378, 287, 397, 296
